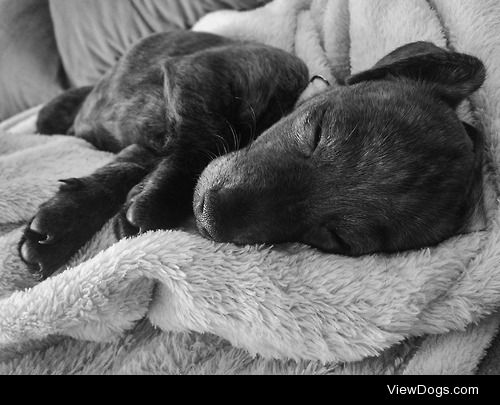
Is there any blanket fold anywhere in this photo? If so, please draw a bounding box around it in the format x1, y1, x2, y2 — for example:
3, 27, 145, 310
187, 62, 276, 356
2, 0, 500, 374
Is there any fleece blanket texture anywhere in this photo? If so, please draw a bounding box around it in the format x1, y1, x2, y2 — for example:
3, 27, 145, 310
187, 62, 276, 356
2, 0, 500, 375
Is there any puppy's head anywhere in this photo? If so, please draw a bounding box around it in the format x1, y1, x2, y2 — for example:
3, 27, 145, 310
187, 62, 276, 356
194, 42, 486, 255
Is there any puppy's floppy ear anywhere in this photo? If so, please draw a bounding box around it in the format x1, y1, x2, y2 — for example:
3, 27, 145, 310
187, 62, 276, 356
346, 41, 486, 108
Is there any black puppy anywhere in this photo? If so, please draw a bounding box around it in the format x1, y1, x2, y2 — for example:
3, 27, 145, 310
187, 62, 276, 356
194, 42, 486, 256
19, 31, 309, 278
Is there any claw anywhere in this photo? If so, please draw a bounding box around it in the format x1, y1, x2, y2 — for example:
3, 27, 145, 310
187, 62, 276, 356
29, 217, 44, 235
126, 205, 139, 228
39, 234, 55, 245
27, 219, 51, 244
20, 242, 37, 266
59, 178, 84, 191
125, 207, 146, 236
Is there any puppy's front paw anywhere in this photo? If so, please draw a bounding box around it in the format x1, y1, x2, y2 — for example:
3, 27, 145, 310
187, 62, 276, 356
123, 183, 191, 234
19, 179, 115, 279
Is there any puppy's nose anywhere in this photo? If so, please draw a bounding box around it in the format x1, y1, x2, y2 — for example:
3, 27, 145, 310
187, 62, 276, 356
195, 189, 220, 239
195, 187, 251, 242
195, 189, 218, 219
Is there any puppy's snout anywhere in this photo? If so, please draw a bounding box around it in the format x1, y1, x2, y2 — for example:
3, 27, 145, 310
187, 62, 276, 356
196, 186, 251, 242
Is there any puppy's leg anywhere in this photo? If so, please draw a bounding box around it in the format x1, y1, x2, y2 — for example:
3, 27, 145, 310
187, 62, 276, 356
36, 86, 93, 135
125, 156, 198, 232
19, 144, 159, 279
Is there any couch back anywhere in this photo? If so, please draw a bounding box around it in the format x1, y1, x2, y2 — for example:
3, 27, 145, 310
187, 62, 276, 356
49, 0, 270, 87
0, 0, 63, 121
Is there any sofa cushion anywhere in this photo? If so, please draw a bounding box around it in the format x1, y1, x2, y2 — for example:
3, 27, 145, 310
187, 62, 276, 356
49, 0, 269, 87
0, 0, 64, 121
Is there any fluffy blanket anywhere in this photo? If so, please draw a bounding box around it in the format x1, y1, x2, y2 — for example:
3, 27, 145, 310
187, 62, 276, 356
2, 0, 500, 375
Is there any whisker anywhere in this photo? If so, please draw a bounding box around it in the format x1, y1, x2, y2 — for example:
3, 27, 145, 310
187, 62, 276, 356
196, 145, 215, 161
235, 96, 258, 142
205, 149, 218, 161
346, 123, 359, 141
225, 119, 239, 151
212, 131, 231, 156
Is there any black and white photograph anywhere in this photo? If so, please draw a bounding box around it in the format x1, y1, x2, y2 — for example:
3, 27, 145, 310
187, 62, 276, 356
0, 0, 499, 383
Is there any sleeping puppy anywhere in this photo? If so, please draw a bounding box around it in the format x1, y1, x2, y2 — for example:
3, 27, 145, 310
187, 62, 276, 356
19, 31, 309, 279
194, 42, 486, 256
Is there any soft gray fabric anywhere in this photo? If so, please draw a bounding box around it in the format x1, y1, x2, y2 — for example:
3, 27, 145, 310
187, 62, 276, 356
0, 0, 64, 121
49, 0, 270, 87
478, 332, 500, 375
2, 0, 500, 376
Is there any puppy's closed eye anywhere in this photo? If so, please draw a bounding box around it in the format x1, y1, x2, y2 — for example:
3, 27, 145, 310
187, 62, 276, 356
311, 122, 323, 153
300, 111, 326, 156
